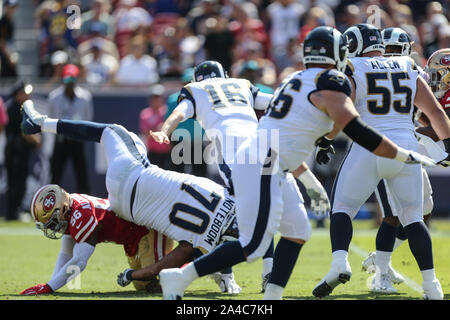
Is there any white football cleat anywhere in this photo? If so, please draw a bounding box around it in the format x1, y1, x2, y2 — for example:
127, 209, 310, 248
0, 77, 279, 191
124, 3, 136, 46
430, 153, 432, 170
371, 273, 398, 294
159, 268, 190, 300
423, 279, 443, 300
362, 251, 405, 284
312, 259, 352, 298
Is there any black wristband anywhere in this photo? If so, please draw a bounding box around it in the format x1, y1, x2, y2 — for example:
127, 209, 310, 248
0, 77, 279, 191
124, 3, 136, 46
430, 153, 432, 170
443, 138, 450, 154
343, 117, 383, 152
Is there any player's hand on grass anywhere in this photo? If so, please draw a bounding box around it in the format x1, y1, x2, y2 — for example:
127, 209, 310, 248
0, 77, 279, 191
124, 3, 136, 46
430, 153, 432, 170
20, 283, 53, 295
211, 272, 242, 295
117, 268, 134, 287
149, 131, 170, 144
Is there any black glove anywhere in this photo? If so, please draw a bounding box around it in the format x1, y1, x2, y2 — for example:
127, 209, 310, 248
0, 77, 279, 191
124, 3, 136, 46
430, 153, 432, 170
315, 136, 335, 165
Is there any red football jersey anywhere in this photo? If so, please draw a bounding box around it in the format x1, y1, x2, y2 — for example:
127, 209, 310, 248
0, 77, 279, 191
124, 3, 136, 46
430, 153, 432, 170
439, 90, 450, 110
65, 194, 149, 256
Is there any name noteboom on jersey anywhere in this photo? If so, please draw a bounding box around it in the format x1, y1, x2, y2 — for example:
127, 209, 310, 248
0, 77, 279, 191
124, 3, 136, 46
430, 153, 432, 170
204, 197, 235, 246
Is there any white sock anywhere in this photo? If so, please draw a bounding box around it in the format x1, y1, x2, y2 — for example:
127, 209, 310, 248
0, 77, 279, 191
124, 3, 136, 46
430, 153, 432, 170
262, 258, 273, 276
421, 269, 436, 282
332, 250, 348, 263
393, 238, 405, 250
263, 283, 284, 300
42, 118, 58, 134
375, 251, 391, 274
180, 262, 199, 282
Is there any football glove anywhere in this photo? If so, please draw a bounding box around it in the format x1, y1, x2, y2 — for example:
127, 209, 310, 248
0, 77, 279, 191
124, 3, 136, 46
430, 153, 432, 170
297, 169, 330, 217
211, 272, 242, 294
117, 268, 134, 287
20, 283, 53, 295
395, 147, 436, 167
315, 136, 335, 165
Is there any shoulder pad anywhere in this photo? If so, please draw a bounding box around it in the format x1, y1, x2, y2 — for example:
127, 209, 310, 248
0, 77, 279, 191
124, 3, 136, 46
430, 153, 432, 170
315, 69, 352, 97
177, 85, 196, 107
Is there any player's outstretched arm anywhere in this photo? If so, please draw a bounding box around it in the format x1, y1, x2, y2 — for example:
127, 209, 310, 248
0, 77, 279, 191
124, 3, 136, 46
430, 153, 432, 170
311, 90, 436, 166
117, 241, 193, 286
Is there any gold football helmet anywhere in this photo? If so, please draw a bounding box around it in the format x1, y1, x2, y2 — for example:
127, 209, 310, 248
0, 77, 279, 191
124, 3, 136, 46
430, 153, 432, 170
425, 48, 450, 99
30, 184, 71, 239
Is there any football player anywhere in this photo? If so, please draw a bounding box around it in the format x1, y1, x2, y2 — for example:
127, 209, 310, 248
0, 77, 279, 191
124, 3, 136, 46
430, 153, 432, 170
157, 26, 436, 300
150, 60, 331, 292
20, 101, 243, 295
313, 24, 450, 300
20, 184, 173, 295
360, 27, 435, 293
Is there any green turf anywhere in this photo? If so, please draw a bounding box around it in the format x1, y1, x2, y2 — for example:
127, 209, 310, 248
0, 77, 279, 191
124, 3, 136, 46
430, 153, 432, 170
1, 219, 449, 300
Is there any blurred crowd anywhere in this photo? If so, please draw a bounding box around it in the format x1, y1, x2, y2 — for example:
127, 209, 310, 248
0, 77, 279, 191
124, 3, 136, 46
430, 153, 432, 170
0, 0, 449, 87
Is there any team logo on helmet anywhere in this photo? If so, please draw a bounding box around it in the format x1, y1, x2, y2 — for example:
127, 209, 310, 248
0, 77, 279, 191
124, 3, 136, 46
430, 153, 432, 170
440, 55, 450, 66
43, 193, 56, 213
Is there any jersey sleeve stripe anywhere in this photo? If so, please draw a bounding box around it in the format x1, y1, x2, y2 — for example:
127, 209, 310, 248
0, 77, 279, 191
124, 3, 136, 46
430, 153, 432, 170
79, 219, 98, 243
74, 216, 94, 241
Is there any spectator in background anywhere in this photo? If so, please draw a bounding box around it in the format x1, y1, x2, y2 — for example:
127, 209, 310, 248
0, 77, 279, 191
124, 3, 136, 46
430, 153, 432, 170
266, 0, 306, 72
80, 0, 115, 41
278, 50, 304, 84
203, 15, 235, 74
336, 4, 362, 32
46, 50, 69, 85
115, 35, 159, 86
420, 1, 450, 58
0, 0, 18, 79
298, 6, 331, 44
0, 97, 8, 134
80, 38, 119, 85
47, 64, 93, 194
4, 81, 41, 221
165, 67, 207, 178
139, 84, 171, 169
153, 26, 183, 78
187, 0, 219, 35
238, 60, 273, 94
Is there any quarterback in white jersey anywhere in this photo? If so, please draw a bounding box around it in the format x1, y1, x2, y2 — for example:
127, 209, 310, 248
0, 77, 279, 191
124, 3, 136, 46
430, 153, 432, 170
20, 100, 243, 293
158, 26, 438, 301
313, 24, 450, 300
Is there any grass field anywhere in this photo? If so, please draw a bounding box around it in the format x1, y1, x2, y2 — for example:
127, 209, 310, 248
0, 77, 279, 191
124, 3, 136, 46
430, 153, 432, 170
1, 218, 450, 301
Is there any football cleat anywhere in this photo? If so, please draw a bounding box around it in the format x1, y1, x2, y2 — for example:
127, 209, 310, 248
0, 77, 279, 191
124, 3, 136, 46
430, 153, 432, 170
423, 279, 444, 300
362, 251, 405, 284
21, 100, 47, 134
261, 272, 271, 293
159, 268, 189, 300
371, 273, 398, 294
312, 259, 352, 298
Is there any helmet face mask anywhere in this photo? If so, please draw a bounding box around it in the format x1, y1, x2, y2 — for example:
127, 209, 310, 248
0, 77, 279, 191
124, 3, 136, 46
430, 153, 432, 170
193, 60, 227, 82
381, 27, 413, 57
31, 185, 70, 239
425, 48, 450, 99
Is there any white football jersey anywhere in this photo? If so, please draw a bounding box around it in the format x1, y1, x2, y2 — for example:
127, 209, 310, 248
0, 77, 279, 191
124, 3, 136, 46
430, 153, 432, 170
347, 56, 419, 134
179, 77, 260, 162
257, 68, 351, 172
131, 165, 236, 254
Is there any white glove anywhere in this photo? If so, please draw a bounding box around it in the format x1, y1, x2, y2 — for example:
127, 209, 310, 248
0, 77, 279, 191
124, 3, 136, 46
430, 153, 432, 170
395, 147, 436, 167
297, 169, 330, 217
211, 272, 242, 294
117, 268, 134, 287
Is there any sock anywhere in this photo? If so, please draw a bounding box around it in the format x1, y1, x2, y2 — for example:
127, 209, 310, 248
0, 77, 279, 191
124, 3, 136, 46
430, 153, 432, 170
330, 212, 353, 252
332, 250, 348, 262
421, 268, 436, 282
375, 251, 392, 274
393, 238, 405, 250
193, 241, 246, 277
56, 120, 109, 143
180, 262, 199, 282
262, 258, 273, 276
404, 221, 434, 271
42, 118, 58, 134
263, 238, 274, 259
395, 224, 407, 241
263, 283, 284, 300
268, 238, 303, 288
376, 221, 397, 252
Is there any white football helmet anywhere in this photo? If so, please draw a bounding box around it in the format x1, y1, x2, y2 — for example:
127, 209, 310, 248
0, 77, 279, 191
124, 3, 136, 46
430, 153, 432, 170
425, 48, 450, 99
30, 184, 71, 239
381, 27, 413, 57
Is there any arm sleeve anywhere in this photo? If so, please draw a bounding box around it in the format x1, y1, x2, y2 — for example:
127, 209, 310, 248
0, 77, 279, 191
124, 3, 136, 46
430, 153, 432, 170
47, 242, 95, 291
175, 99, 195, 121
51, 235, 75, 279
254, 92, 273, 111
